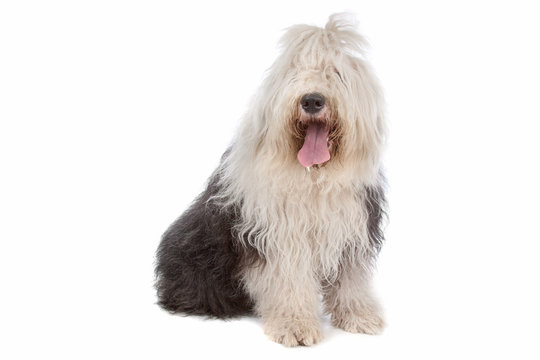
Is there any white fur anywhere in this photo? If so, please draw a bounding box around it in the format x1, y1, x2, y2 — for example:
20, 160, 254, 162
213, 14, 386, 346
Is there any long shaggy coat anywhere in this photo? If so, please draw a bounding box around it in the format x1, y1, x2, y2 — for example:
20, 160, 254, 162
155, 13, 387, 347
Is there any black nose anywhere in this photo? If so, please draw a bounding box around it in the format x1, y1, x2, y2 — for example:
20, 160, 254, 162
300, 93, 326, 114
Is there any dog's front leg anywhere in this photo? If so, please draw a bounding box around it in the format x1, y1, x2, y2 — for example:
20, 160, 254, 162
323, 260, 385, 335
243, 260, 322, 347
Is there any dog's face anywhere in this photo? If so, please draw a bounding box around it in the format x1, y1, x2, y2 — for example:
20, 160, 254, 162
290, 68, 344, 170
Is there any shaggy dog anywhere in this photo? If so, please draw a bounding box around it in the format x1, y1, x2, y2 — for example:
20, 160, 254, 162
155, 13, 387, 346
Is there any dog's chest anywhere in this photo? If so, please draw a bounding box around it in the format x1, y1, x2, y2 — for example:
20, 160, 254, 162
283, 189, 368, 276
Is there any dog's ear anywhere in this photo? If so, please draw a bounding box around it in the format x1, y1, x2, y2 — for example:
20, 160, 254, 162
348, 55, 386, 141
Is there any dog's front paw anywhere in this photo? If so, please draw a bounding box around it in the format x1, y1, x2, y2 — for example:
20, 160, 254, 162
331, 307, 385, 335
264, 318, 323, 347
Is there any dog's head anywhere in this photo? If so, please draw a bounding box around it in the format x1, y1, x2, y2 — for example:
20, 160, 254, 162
224, 14, 385, 190
253, 14, 385, 178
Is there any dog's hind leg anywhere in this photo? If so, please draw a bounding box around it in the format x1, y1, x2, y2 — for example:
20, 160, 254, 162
155, 169, 255, 318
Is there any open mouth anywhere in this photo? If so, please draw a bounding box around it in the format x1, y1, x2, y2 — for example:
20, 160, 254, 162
297, 121, 333, 168
293, 116, 339, 169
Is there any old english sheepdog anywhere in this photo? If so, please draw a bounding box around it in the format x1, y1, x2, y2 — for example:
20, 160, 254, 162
155, 13, 387, 346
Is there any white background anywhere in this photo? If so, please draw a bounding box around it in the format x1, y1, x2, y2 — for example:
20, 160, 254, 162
1, 1, 539, 359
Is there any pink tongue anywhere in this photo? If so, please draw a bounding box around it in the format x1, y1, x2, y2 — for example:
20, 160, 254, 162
297, 123, 330, 168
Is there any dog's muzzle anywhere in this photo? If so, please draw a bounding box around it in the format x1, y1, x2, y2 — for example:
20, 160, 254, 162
297, 93, 332, 168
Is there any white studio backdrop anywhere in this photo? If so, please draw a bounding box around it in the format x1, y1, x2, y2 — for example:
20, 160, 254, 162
1, 1, 539, 359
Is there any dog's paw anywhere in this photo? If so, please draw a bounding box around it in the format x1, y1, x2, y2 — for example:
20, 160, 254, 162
331, 307, 385, 335
264, 318, 323, 347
